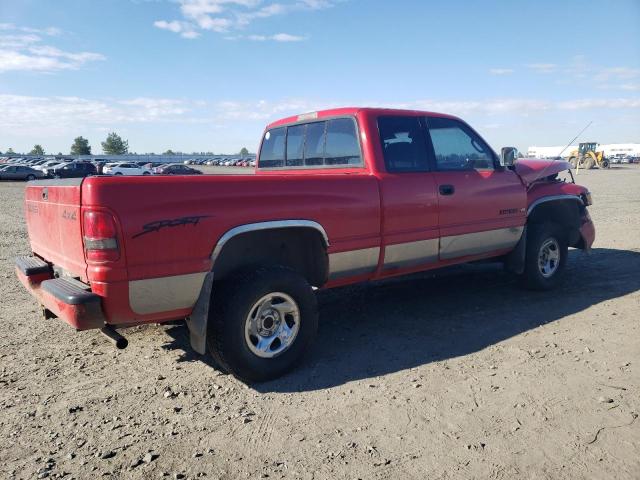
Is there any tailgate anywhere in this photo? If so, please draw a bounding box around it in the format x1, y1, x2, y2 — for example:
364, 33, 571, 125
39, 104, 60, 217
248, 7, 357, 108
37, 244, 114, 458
24, 178, 87, 281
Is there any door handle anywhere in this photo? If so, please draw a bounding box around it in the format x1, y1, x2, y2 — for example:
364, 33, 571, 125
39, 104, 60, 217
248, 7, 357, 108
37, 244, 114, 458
439, 184, 455, 195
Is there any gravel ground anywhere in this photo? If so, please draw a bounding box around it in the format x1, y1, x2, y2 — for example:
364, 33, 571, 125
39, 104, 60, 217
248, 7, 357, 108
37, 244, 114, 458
0, 166, 638, 480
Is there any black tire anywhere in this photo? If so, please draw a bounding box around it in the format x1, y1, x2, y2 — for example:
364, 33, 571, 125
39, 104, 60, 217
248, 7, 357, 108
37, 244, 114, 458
207, 266, 318, 382
582, 157, 595, 170
521, 223, 568, 290
115, 172, 123, 175
26, 174, 35, 181
568, 157, 577, 168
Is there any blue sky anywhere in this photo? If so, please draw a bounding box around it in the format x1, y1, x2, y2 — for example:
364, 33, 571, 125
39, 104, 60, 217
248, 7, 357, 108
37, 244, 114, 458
0, 0, 639, 154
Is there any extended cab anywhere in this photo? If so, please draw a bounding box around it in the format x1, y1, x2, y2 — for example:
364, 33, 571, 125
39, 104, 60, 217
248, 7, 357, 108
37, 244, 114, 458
16, 108, 595, 382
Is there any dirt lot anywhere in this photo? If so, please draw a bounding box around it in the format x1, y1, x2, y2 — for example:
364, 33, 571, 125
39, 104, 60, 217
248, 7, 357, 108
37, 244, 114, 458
1, 166, 638, 480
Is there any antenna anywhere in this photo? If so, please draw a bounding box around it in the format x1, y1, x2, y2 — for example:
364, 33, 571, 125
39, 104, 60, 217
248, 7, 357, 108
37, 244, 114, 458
526, 121, 592, 191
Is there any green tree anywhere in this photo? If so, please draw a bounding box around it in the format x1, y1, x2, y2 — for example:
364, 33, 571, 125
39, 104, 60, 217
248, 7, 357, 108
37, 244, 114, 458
70, 136, 91, 155
30, 144, 45, 155
239, 147, 249, 156
101, 132, 129, 155
163, 149, 175, 155
7, 148, 15, 154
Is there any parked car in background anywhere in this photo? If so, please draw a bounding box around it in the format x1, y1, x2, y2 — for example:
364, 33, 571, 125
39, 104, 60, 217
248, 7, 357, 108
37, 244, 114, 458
91, 160, 108, 175
156, 164, 203, 175
103, 162, 152, 176
0, 165, 45, 181
35, 160, 63, 172
49, 161, 97, 179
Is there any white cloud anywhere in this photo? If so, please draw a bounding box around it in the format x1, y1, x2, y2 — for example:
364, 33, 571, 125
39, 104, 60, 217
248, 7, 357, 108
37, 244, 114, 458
2, 94, 639, 153
0, 95, 205, 140
0, 25, 104, 73
246, 32, 306, 41
525, 63, 557, 74
557, 98, 640, 110
153, 20, 200, 38
530, 56, 640, 92
154, 0, 335, 39
0, 23, 61, 36
489, 68, 514, 75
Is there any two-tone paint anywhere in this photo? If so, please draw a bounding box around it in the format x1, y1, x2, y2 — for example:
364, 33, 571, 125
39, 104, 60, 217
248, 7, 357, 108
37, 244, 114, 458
19, 107, 595, 334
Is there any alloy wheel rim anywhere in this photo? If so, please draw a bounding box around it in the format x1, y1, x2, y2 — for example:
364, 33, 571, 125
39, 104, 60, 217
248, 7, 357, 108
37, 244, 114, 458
538, 237, 560, 278
244, 292, 300, 359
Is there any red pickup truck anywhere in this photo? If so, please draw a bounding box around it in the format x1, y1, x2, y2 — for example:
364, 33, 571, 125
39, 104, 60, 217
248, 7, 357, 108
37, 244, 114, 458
16, 108, 595, 382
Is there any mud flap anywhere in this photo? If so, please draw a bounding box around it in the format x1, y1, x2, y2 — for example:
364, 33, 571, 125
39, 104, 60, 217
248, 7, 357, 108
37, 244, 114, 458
505, 226, 527, 275
185, 272, 214, 355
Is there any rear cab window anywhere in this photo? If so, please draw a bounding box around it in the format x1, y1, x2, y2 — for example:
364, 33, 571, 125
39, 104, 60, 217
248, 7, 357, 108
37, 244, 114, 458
377, 116, 430, 173
258, 117, 363, 170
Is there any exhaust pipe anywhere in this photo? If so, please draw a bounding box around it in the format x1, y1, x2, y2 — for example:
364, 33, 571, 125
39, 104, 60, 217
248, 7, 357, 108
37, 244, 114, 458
100, 325, 128, 349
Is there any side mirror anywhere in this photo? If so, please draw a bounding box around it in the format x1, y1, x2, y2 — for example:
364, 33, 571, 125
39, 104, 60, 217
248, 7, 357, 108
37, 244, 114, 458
501, 147, 518, 167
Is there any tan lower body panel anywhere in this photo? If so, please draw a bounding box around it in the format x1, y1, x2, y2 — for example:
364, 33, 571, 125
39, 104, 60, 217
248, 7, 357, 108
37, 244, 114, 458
383, 238, 439, 270
129, 272, 207, 315
440, 226, 524, 260
328, 247, 380, 280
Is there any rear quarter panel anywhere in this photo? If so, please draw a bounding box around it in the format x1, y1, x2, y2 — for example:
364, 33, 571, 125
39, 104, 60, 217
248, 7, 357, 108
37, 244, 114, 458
82, 173, 381, 300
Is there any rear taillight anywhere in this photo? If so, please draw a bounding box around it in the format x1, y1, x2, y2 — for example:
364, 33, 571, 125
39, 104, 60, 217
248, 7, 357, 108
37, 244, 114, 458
83, 210, 120, 261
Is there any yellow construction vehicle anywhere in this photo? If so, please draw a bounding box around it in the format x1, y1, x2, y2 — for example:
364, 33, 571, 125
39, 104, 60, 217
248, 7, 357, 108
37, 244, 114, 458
568, 142, 610, 170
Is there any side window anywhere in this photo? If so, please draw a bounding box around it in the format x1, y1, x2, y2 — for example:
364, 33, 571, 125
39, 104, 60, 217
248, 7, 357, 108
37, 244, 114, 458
304, 121, 325, 166
324, 118, 361, 165
259, 127, 286, 168
260, 118, 361, 169
286, 124, 305, 167
427, 117, 495, 171
378, 116, 429, 172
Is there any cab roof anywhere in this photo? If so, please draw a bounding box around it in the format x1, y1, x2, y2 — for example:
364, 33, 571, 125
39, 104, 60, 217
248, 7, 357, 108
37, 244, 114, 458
265, 107, 460, 130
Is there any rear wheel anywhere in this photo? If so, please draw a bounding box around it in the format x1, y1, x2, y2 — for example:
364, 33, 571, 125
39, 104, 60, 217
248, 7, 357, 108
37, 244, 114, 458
521, 223, 568, 290
115, 172, 123, 175
207, 266, 318, 382
568, 157, 578, 168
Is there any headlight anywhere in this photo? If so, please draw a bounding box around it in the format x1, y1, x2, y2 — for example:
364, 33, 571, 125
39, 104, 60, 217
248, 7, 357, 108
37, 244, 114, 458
582, 191, 593, 206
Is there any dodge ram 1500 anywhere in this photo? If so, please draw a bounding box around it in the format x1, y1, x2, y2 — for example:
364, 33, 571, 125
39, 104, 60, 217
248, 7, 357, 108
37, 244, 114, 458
16, 108, 595, 381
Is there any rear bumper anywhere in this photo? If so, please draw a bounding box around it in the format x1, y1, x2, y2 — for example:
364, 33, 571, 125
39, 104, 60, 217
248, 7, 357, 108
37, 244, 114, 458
15, 257, 106, 330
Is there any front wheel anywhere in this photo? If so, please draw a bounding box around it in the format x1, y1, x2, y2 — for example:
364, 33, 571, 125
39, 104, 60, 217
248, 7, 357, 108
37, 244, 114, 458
26, 174, 35, 181
582, 156, 595, 170
207, 266, 318, 382
521, 223, 568, 290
